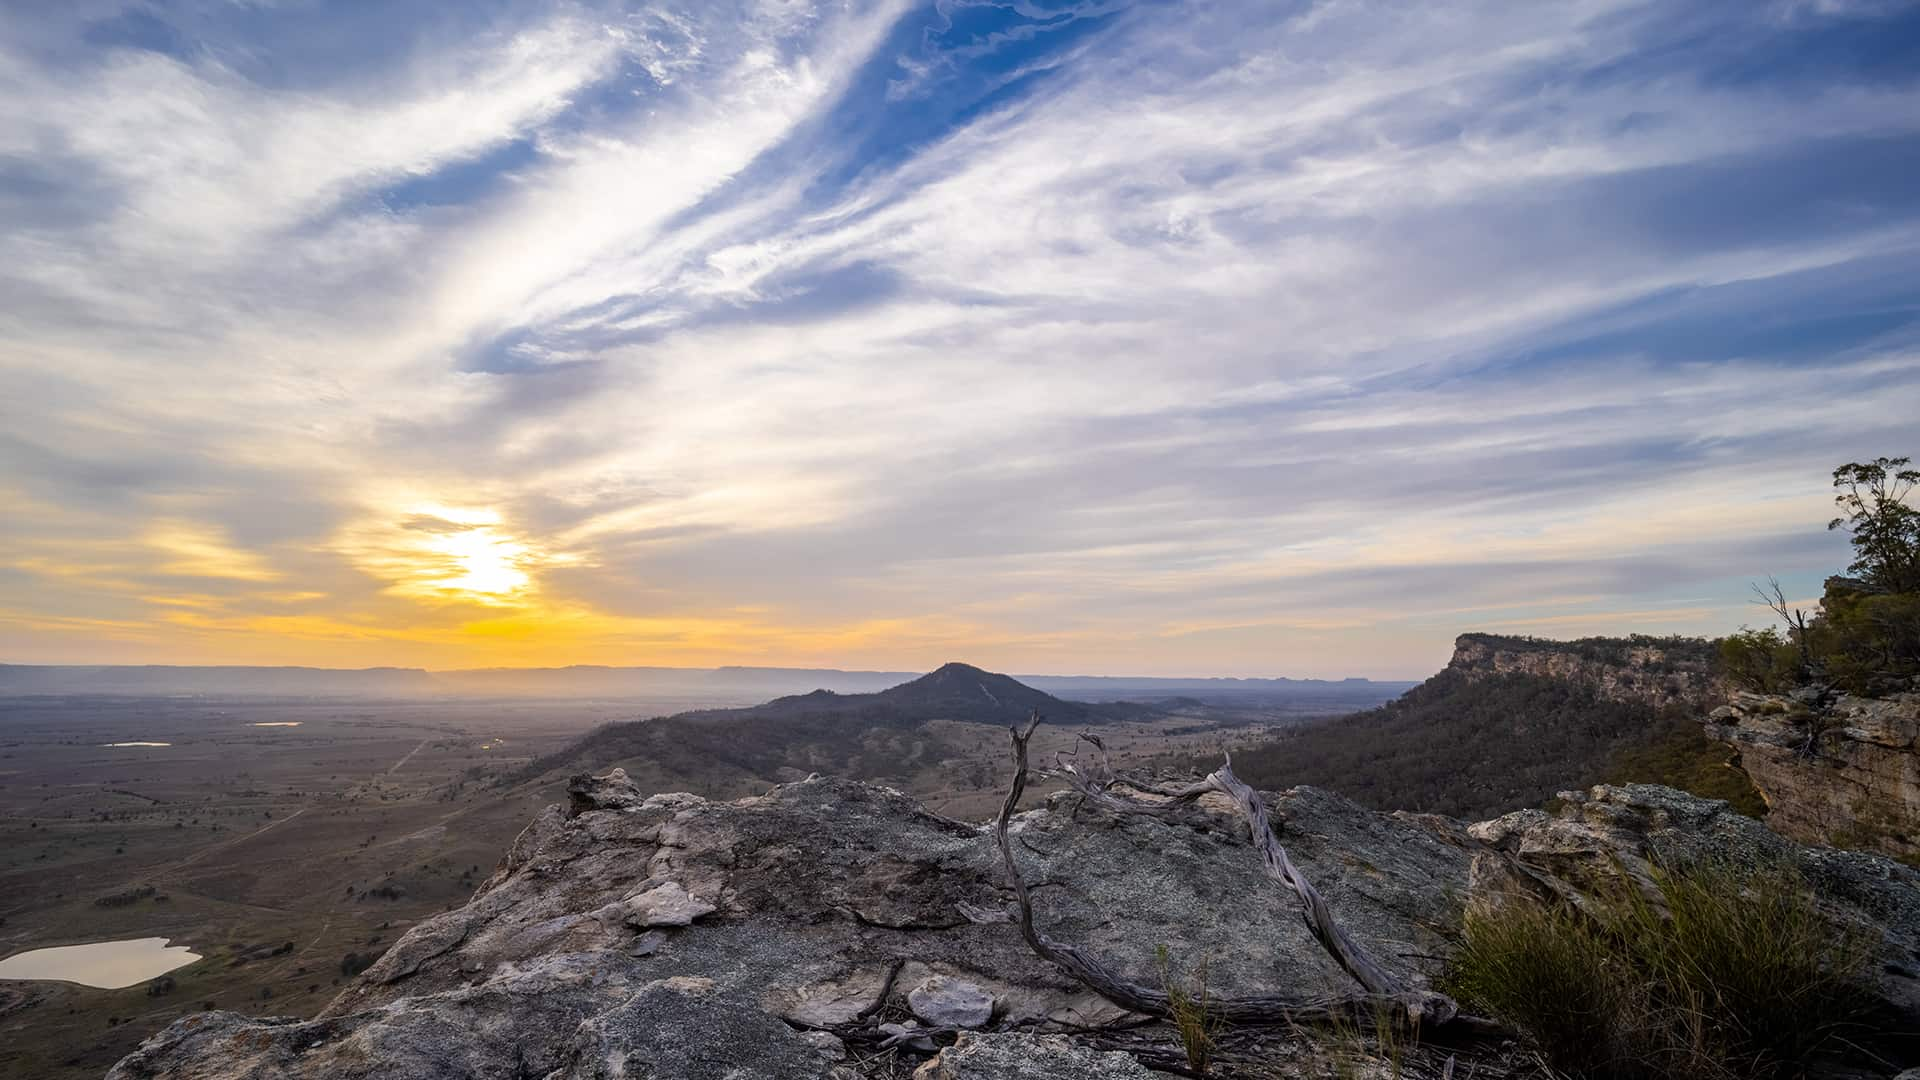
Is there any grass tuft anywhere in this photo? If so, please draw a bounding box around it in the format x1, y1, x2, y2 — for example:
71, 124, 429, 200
1445, 860, 1873, 1079
1158, 944, 1223, 1075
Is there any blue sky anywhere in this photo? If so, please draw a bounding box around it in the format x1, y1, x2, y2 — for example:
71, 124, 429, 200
1, 0, 1917, 677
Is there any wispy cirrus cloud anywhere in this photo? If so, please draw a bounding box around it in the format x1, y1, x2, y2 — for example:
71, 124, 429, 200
1, 0, 1917, 676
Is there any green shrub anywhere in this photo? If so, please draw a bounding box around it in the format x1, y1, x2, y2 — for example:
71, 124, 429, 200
1603, 726, 1767, 819
1717, 626, 1802, 694
1446, 861, 1871, 1080
1814, 586, 1920, 696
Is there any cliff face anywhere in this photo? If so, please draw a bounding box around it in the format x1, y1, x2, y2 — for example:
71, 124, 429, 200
110, 769, 1920, 1079
1705, 689, 1920, 862
1449, 633, 1722, 711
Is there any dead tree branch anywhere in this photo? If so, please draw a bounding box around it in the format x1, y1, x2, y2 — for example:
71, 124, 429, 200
1752, 575, 1815, 677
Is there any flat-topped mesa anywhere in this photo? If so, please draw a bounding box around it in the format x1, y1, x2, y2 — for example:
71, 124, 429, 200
109, 769, 1920, 1079
1706, 687, 1920, 862
1449, 632, 1723, 711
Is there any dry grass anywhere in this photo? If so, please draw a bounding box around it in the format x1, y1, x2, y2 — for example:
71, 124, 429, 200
1158, 944, 1225, 1075
1445, 860, 1873, 1079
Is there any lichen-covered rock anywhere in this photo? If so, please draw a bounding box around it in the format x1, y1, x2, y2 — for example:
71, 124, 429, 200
110, 772, 1472, 1079
912, 1033, 1157, 1079
1470, 783, 1920, 1024
1705, 689, 1920, 861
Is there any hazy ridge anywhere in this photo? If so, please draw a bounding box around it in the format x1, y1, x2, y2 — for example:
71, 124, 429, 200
0, 662, 1414, 704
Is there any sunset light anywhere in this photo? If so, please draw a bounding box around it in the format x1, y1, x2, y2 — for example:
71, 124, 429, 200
3, 7, 1918, 1076
0, 0, 1912, 678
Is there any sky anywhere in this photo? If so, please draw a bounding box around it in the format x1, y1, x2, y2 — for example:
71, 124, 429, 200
2, 0, 1917, 679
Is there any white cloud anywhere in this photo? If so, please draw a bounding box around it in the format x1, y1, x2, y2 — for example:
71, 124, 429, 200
1, 0, 1916, 673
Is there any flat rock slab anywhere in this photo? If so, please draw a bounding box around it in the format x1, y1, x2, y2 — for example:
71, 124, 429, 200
913, 1033, 1157, 1079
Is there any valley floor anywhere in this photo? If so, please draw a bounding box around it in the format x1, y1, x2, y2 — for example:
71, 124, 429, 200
0, 695, 1314, 1079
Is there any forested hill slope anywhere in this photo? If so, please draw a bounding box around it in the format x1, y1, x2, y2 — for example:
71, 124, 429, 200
513, 664, 1109, 797
1215, 634, 1761, 820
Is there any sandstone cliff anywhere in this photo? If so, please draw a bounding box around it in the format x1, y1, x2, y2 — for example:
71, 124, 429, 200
1705, 688, 1920, 863
1449, 633, 1722, 711
109, 767, 1919, 1079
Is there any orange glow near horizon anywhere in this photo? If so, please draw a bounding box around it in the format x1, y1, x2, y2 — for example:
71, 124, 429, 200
0, 484, 1846, 679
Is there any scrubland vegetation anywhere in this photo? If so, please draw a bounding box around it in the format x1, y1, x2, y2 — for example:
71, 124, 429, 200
1202, 666, 1762, 819
1446, 861, 1872, 1079
1722, 456, 1920, 696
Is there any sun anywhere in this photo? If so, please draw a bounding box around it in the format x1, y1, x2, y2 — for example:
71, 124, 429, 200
341, 503, 550, 606
426, 524, 532, 598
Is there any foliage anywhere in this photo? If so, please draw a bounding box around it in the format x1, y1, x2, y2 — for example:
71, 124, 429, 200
1603, 726, 1767, 818
1211, 668, 1757, 820
1446, 861, 1872, 1080
1156, 944, 1222, 1075
1717, 627, 1801, 694
1813, 583, 1920, 696
1720, 581, 1920, 697
1828, 456, 1920, 594
1716, 454, 1919, 696
1457, 632, 1719, 669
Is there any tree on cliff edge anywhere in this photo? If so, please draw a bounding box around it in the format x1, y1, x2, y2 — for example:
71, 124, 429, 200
1828, 456, 1920, 594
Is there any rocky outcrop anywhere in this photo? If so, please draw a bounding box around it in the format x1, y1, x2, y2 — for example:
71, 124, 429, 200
1705, 689, 1920, 861
1450, 633, 1720, 710
109, 770, 1474, 1079
111, 770, 1916, 1079
1470, 783, 1920, 1025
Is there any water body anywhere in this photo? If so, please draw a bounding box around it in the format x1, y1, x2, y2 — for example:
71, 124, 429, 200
0, 938, 200, 989
101, 741, 170, 747
251, 722, 302, 727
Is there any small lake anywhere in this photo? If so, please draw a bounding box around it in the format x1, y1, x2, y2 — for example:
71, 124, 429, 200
100, 741, 171, 747
0, 938, 201, 989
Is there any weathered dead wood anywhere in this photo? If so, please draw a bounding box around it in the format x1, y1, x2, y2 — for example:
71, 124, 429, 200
1051, 734, 1223, 827
996, 712, 1492, 1035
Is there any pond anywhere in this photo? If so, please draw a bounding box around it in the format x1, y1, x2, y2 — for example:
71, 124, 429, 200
251, 722, 302, 727
100, 741, 171, 747
0, 938, 201, 989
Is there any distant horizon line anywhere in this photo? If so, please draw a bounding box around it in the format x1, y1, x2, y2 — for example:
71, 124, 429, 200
0, 660, 1424, 684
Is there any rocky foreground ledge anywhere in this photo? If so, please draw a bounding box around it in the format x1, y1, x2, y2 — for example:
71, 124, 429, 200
110, 770, 1920, 1079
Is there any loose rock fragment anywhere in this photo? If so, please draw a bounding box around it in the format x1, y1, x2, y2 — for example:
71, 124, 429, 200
622, 881, 715, 928
907, 975, 994, 1029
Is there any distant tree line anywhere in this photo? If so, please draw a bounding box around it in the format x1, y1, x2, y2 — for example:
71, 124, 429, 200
1458, 632, 1718, 670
